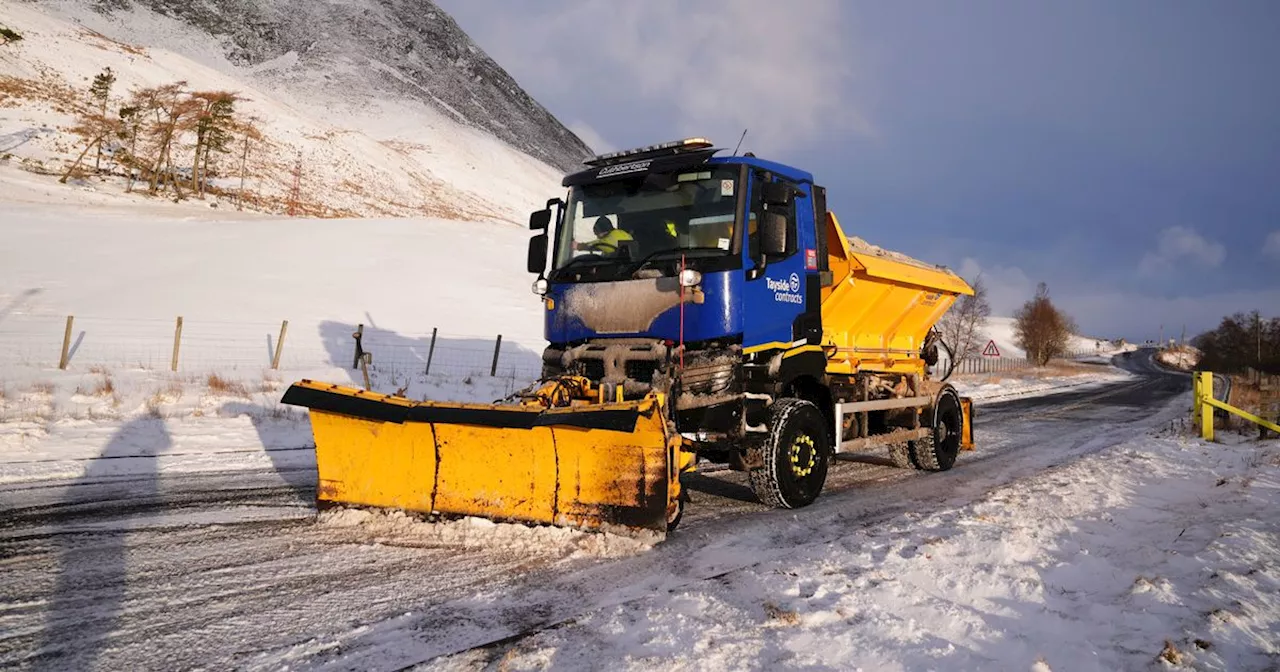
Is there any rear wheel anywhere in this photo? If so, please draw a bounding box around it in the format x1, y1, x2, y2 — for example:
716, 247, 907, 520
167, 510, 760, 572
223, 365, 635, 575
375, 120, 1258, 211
747, 398, 831, 509
910, 389, 963, 471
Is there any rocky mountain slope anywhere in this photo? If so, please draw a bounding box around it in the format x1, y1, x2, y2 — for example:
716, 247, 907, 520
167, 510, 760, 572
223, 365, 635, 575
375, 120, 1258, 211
60, 0, 592, 173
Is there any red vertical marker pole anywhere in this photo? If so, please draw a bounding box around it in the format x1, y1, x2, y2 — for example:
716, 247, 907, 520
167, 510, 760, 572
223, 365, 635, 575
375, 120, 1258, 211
675, 253, 686, 368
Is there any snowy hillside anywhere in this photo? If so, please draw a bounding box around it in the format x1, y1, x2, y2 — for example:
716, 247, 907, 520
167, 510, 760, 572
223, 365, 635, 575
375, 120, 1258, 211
976, 316, 1116, 360
0, 1, 574, 221
33, 0, 593, 173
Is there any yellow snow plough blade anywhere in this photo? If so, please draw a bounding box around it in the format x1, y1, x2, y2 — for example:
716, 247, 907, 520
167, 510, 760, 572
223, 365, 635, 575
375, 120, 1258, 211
280, 378, 685, 535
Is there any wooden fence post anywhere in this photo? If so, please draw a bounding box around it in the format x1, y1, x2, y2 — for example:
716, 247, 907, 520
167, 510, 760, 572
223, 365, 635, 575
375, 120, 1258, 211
425, 327, 438, 376
491, 334, 503, 377
58, 315, 74, 370
171, 316, 184, 372
271, 320, 289, 369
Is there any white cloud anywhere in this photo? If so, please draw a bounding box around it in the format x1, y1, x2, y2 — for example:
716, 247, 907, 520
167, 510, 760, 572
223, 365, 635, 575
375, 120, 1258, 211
567, 120, 613, 154
1062, 287, 1280, 341
956, 257, 1034, 317
1137, 226, 1225, 277
453, 0, 871, 155
1264, 230, 1280, 260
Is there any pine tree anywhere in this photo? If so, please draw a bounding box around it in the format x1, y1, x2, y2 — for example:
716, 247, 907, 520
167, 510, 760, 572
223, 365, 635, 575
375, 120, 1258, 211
117, 104, 143, 192
89, 67, 116, 170
189, 91, 239, 197
60, 69, 120, 184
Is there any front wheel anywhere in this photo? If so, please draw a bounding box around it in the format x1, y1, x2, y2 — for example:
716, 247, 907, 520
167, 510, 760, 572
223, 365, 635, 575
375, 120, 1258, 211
747, 398, 831, 509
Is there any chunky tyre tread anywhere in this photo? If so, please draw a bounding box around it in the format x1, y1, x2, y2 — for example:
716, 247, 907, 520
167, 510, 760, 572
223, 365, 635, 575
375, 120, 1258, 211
747, 398, 830, 509
911, 389, 963, 472
888, 442, 917, 469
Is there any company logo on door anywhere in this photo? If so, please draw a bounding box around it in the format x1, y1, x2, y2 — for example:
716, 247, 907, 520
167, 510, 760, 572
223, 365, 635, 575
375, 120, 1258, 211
766, 273, 804, 304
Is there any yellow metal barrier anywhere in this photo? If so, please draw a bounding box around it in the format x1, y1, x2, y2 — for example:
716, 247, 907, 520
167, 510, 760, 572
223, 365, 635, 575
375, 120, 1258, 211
1193, 371, 1280, 441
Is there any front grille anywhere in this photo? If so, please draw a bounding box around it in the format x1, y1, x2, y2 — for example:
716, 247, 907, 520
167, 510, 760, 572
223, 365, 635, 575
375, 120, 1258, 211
681, 360, 736, 395
625, 360, 660, 383
580, 359, 606, 380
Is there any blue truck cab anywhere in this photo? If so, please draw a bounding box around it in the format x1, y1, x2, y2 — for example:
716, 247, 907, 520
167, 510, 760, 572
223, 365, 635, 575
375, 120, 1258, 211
526, 138, 967, 513
527, 139, 833, 449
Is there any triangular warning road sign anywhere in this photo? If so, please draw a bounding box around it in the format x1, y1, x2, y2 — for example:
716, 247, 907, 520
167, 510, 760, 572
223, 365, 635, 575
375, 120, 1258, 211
982, 340, 1000, 357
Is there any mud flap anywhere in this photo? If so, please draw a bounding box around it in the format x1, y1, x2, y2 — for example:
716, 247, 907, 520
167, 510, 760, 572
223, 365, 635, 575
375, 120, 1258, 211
282, 381, 675, 534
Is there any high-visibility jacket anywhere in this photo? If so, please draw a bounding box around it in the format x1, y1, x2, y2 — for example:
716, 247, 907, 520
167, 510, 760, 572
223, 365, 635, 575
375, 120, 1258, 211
587, 228, 634, 254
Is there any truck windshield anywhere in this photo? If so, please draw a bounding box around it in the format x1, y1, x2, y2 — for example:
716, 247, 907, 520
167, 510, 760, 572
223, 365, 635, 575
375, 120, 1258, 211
552, 166, 740, 275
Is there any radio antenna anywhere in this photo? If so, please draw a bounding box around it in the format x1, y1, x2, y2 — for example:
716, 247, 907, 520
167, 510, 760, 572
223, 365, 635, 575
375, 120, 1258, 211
732, 128, 748, 156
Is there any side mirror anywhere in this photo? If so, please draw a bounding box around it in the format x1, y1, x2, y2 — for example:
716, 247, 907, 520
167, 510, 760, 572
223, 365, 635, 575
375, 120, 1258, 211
761, 182, 793, 206
761, 212, 793, 256
527, 234, 548, 274
529, 209, 551, 231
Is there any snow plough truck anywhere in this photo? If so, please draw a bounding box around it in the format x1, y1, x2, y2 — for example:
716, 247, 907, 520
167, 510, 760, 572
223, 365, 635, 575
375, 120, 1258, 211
282, 137, 976, 538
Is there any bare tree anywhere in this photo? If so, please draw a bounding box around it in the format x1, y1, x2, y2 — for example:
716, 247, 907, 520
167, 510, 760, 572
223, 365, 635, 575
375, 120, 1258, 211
232, 115, 264, 210
1013, 282, 1077, 366
938, 274, 992, 363
59, 114, 117, 184
131, 82, 199, 197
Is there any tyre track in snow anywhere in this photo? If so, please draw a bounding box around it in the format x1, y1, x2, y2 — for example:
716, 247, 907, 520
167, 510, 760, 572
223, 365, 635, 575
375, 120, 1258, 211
0, 350, 1190, 671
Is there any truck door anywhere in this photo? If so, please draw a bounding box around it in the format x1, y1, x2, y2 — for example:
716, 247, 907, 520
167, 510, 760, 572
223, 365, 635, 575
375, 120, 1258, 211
741, 170, 816, 350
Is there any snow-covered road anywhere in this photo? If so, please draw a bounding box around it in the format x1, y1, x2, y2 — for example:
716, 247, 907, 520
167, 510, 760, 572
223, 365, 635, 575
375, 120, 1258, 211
3, 351, 1273, 671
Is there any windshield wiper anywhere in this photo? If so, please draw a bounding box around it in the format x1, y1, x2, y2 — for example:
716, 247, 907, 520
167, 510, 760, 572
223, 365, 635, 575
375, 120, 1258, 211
629, 247, 726, 278
550, 254, 627, 278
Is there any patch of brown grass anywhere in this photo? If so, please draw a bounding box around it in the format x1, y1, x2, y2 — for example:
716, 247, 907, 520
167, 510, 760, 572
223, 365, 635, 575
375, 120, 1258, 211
27, 381, 54, 395
144, 381, 183, 417
78, 28, 147, 56
0, 72, 85, 113
1157, 639, 1182, 665
88, 365, 110, 375
91, 374, 115, 397
763, 602, 800, 626
206, 373, 250, 398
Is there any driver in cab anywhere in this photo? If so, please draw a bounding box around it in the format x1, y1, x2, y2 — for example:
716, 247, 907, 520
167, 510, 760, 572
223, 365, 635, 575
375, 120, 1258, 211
575, 216, 634, 256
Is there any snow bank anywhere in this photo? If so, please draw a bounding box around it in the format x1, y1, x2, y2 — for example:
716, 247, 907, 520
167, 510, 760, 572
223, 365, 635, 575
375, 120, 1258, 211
441, 429, 1280, 671
970, 316, 1124, 361
317, 508, 659, 560
1157, 346, 1201, 372
951, 367, 1136, 403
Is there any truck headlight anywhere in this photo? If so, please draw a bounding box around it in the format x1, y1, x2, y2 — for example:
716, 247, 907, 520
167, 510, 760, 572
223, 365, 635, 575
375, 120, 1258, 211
532, 278, 548, 295
679, 269, 702, 287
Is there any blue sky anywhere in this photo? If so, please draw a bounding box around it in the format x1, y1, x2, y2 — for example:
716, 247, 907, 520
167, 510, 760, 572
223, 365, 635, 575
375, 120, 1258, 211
437, 0, 1280, 341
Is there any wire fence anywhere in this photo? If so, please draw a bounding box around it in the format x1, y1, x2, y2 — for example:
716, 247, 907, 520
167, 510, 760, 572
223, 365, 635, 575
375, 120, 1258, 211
1, 312, 1117, 385
947, 349, 1109, 376
0, 314, 546, 382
